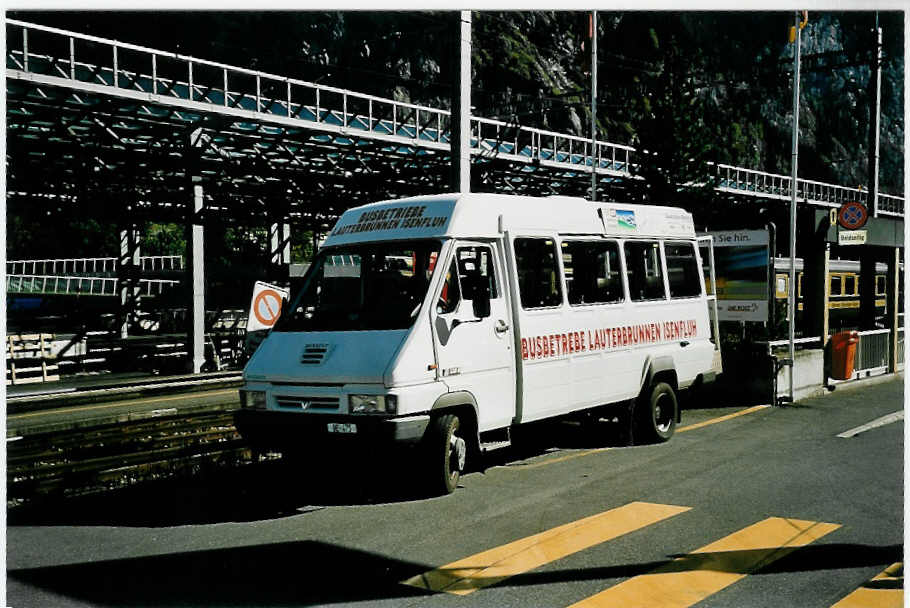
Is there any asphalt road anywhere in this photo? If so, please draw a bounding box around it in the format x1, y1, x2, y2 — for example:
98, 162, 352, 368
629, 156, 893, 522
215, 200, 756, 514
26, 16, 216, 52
6, 376, 904, 608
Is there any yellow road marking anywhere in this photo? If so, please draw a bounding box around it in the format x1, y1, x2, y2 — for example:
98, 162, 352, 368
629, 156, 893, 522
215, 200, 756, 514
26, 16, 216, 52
831, 562, 903, 608
516, 448, 611, 469
8, 389, 238, 420
401, 501, 691, 596
515, 405, 769, 469
677, 405, 770, 433
568, 516, 840, 608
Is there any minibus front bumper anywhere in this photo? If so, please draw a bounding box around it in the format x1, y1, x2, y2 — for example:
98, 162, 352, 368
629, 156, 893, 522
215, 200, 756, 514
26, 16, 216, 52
235, 410, 431, 448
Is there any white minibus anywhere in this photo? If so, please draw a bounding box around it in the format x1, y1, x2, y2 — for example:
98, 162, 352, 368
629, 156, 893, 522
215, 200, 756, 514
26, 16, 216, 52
238, 193, 722, 494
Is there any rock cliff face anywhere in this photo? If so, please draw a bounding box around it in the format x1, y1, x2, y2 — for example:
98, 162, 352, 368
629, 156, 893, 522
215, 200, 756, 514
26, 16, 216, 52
13, 10, 906, 195
766, 12, 904, 194
469, 11, 904, 195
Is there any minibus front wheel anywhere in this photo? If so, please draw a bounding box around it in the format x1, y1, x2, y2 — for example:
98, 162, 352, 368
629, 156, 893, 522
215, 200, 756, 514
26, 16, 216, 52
636, 382, 678, 443
425, 413, 466, 495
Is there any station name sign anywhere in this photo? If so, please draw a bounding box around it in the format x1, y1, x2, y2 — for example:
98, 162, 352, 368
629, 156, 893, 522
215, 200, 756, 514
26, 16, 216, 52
838, 230, 867, 246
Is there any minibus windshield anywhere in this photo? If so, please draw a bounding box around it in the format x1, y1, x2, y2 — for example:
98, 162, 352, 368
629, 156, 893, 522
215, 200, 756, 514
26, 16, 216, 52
276, 240, 442, 332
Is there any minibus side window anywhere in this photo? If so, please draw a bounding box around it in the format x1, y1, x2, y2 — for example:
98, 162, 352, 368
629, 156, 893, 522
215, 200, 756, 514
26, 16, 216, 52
561, 240, 623, 305
437, 258, 462, 314
665, 241, 702, 298
625, 241, 666, 301
515, 238, 563, 309
456, 246, 498, 300
699, 243, 716, 296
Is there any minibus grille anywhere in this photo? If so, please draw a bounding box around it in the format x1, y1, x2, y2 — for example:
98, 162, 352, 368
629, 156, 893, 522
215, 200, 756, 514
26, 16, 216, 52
301, 344, 329, 365
275, 396, 340, 411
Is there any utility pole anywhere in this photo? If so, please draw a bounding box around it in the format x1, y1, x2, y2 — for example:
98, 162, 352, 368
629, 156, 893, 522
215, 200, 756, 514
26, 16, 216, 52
860, 13, 883, 329
186, 128, 207, 374
787, 10, 805, 403
590, 10, 598, 201
450, 10, 471, 193
868, 11, 882, 216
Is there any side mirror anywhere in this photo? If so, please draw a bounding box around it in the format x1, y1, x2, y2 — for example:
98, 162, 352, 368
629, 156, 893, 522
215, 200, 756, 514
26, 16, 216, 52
472, 282, 491, 319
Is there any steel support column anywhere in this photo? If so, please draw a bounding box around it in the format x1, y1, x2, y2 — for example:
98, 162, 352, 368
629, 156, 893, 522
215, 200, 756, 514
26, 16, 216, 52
887, 247, 900, 372
800, 213, 829, 343
868, 14, 882, 217
186, 182, 206, 373
859, 250, 879, 330
270, 220, 292, 284
117, 225, 141, 339
450, 10, 471, 193
590, 10, 598, 201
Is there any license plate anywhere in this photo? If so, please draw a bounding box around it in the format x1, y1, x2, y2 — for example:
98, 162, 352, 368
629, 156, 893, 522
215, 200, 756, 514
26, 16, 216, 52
327, 423, 357, 434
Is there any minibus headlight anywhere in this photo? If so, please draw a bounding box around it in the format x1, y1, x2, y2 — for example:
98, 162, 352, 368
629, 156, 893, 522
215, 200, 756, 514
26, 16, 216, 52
240, 390, 267, 410
349, 394, 398, 415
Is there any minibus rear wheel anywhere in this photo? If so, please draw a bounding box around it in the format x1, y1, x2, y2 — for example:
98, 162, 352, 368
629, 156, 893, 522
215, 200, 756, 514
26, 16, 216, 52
426, 413, 466, 495
636, 382, 677, 443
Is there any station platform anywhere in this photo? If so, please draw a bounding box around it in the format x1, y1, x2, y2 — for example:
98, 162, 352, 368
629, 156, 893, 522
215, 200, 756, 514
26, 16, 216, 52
6, 369, 243, 418
7, 371, 159, 398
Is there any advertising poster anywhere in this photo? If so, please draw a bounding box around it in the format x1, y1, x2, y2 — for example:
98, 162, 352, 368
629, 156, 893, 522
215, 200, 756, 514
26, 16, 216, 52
709, 230, 770, 322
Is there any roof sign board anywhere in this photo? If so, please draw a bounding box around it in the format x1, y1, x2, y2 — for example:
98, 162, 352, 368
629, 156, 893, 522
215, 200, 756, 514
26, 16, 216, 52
326, 200, 456, 247
323, 194, 697, 249
598, 205, 694, 238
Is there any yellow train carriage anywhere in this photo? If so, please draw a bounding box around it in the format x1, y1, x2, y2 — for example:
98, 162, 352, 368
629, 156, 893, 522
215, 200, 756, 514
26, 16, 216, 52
774, 257, 888, 329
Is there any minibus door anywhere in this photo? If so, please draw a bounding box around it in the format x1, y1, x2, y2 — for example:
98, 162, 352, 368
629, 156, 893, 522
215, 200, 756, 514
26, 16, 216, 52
432, 241, 516, 431
697, 234, 723, 375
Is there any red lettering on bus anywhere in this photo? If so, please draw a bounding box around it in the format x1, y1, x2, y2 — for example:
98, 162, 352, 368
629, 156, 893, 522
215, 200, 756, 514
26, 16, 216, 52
520, 319, 697, 363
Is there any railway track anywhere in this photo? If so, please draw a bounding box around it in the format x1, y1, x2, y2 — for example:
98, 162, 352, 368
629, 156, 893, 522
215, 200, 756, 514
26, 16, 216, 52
7, 371, 243, 414
8, 408, 259, 504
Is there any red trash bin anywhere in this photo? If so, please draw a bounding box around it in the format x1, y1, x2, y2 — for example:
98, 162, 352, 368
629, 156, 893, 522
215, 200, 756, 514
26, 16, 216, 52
830, 331, 860, 380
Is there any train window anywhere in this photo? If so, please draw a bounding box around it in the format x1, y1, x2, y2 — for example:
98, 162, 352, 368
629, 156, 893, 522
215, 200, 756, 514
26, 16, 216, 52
625, 241, 667, 301
561, 240, 624, 305
665, 242, 702, 298
776, 275, 788, 298
829, 274, 842, 296
797, 274, 803, 297
844, 275, 857, 295
876, 275, 886, 295
515, 237, 563, 309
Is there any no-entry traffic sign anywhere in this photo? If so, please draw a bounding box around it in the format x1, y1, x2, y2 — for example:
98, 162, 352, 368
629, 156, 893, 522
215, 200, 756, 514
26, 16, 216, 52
837, 201, 869, 230
248, 281, 289, 332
